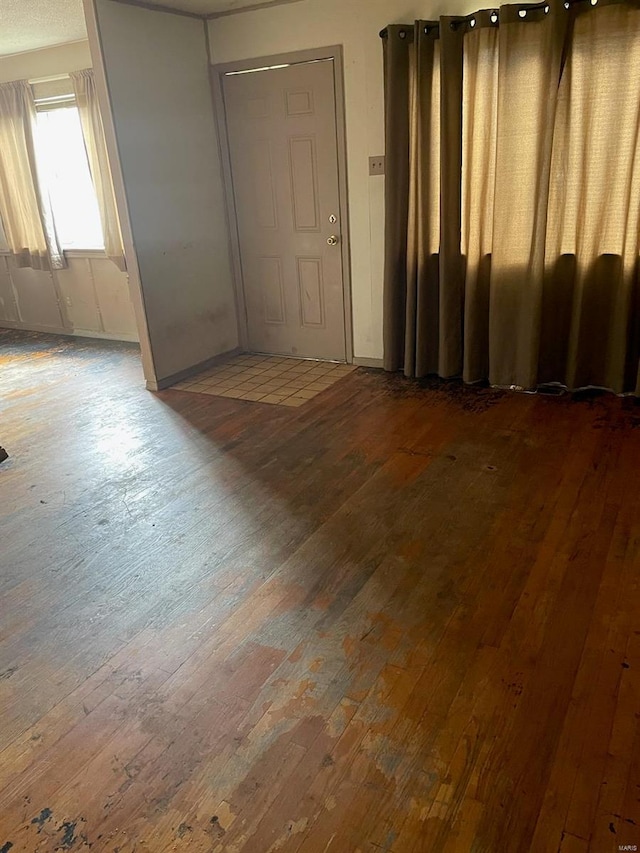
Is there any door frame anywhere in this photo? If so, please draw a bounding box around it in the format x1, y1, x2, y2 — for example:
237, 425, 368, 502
210, 45, 353, 363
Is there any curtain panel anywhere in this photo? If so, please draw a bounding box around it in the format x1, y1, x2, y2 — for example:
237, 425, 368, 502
382, 0, 640, 395
0, 80, 65, 271
70, 70, 126, 272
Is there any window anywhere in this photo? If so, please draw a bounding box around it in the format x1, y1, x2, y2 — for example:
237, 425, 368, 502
34, 106, 104, 251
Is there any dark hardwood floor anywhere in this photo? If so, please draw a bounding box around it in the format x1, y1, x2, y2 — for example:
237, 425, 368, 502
1, 328, 639, 853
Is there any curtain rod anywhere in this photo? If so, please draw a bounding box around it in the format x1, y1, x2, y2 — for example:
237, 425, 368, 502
28, 73, 71, 84
379, 0, 599, 38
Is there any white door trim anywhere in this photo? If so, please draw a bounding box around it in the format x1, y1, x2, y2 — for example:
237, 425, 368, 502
209, 45, 353, 363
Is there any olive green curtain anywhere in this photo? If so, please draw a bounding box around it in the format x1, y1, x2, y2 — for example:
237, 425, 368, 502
383, 0, 640, 395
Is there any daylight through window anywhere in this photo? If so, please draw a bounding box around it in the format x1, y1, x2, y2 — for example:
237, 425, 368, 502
34, 106, 104, 251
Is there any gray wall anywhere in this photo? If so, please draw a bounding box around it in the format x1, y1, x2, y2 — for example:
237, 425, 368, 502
94, 0, 238, 382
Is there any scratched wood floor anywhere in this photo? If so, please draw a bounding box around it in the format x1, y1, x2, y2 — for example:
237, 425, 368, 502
1, 328, 639, 853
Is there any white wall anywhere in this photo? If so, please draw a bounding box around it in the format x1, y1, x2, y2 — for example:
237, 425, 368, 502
92, 0, 238, 383
208, 0, 478, 361
0, 254, 138, 340
0, 41, 92, 84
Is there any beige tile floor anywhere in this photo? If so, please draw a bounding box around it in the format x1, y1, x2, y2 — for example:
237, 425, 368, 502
173, 353, 356, 407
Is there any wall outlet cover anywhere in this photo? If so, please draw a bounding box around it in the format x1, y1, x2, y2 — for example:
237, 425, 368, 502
369, 155, 385, 176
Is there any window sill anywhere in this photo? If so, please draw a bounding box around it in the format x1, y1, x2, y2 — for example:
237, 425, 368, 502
64, 249, 108, 258
0, 249, 108, 259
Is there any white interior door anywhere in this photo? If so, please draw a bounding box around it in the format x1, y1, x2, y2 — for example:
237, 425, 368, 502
223, 59, 347, 361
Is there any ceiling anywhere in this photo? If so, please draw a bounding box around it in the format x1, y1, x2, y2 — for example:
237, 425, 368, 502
0, 0, 300, 58
0, 0, 87, 57
160, 0, 302, 15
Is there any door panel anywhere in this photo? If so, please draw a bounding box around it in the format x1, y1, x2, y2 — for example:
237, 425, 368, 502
297, 258, 325, 327
249, 139, 278, 229
290, 138, 319, 230
223, 59, 346, 361
261, 256, 286, 324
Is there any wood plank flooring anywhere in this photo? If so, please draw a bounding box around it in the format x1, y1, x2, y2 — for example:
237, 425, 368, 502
1, 328, 639, 853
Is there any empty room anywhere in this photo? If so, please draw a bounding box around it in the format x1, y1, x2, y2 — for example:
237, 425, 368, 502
1, 0, 639, 851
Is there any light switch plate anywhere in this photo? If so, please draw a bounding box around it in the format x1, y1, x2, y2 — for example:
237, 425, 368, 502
369, 155, 385, 176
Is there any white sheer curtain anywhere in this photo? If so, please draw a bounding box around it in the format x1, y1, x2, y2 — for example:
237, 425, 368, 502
0, 80, 65, 271
70, 70, 126, 271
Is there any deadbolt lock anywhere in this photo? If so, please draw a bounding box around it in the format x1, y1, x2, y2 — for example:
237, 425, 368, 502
329, 214, 337, 223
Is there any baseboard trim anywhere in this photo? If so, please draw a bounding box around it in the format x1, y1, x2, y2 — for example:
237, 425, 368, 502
353, 356, 384, 369
148, 347, 243, 391
0, 320, 67, 336
70, 328, 139, 343
0, 321, 139, 344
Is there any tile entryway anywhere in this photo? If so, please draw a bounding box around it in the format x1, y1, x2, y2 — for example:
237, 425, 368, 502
172, 353, 356, 407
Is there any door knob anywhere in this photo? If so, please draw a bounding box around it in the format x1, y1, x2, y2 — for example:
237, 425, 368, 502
327, 235, 339, 246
